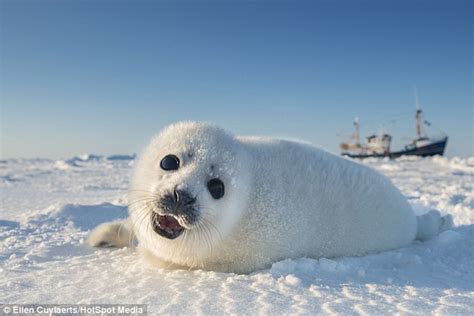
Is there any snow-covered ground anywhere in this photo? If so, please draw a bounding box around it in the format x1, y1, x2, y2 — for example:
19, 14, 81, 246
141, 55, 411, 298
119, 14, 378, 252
1, 155, 473, 314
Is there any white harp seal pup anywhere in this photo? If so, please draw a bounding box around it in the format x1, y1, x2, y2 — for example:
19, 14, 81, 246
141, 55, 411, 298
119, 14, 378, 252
87, 121, 453, 273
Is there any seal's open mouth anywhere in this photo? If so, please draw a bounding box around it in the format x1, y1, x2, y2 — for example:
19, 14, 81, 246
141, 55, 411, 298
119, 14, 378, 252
151, 212, 185, 240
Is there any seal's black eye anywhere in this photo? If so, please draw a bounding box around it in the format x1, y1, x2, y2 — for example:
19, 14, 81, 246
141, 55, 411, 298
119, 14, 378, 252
207, 178, 225, 199
160, 154, 180, 171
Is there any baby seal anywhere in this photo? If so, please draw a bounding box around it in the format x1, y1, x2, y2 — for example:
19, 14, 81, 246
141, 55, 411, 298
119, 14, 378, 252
88, 121, 452, 273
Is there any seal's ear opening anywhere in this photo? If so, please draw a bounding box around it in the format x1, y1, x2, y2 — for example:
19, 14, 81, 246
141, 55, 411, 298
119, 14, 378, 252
207, 178, 225, 199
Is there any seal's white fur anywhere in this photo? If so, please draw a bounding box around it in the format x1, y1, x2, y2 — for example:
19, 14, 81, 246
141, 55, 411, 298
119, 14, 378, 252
88, 122, 452, 273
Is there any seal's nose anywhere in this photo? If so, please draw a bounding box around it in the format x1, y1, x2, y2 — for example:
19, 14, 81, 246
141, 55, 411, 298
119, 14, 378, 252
173, 187, 196, 206
158, 186, 197, 217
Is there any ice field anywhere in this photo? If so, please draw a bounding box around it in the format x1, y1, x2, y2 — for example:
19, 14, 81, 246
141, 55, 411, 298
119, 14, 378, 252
1, 155, 473, 314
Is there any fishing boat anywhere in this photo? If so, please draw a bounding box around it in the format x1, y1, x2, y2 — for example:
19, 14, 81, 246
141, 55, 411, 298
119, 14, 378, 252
340, 97, 448, 159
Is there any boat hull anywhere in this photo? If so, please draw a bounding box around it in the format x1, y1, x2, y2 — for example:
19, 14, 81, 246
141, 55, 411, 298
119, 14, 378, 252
342, 137, 448, 159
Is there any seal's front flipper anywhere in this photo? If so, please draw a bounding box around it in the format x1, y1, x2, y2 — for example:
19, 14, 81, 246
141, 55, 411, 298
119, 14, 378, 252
87, 219, 133, 248
416, 210, 453, 241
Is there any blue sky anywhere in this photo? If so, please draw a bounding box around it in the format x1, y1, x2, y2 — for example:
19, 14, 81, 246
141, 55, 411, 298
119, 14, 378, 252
1, 0, 472, 158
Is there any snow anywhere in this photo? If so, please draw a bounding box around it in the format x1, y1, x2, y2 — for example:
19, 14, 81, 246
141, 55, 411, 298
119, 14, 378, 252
1, 155, 473, 314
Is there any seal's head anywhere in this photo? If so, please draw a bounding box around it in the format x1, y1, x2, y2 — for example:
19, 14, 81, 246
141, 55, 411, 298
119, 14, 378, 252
129, 122, 251, 267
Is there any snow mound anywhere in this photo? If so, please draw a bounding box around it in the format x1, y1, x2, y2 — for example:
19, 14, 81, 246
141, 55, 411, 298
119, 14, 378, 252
54, 155, 107, 169
74, 154, 103, 162
54, 159, 80, 169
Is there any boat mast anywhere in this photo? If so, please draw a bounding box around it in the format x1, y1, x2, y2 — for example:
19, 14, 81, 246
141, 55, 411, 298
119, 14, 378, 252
416, 109, 423, 138
353, 116, 360, 144
414, 86, 424, 139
